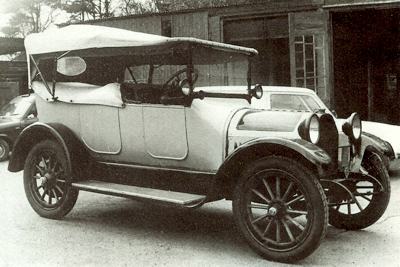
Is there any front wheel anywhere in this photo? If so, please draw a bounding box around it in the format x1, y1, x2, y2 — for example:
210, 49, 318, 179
24, 140, 79, 219
328, 152, 391, 230
233, 156, 328, 263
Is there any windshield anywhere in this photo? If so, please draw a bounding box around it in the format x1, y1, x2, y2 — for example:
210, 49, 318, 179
0, 98, 31, 117
124, 53, 249, 87
270, 94, 322, 112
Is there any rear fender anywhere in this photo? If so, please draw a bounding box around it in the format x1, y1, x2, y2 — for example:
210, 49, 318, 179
8, 122, 90, 178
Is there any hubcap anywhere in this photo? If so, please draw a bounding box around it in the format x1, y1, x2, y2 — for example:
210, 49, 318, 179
268, 206, 278, 216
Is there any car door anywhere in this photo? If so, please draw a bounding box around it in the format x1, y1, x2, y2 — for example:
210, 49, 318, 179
142, 104, 188, 160
79, 105, 122, 154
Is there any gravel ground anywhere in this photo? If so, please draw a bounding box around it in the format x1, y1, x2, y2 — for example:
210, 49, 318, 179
1, 161, 400, 267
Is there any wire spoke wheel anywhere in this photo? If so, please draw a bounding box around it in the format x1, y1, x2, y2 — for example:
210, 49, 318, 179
233, 156, 328, 263
24, 140, 78, 219
328, 152, 391, 230
29, 151, 66, 208
246, 171, 311, 250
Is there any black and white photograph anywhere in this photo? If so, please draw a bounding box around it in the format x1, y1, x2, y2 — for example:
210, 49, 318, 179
0, 0, 399, 266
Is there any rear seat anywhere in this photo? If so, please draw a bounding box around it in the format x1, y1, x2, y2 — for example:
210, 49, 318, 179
120, 83, 165, 104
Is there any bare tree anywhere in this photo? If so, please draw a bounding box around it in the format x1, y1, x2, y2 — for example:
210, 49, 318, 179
118, 0, 154, 16
0, 0, 63, 37
63, 0, 115, 21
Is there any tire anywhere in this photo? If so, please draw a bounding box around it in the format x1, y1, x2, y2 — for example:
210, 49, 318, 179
232, 156, 328, 263
0, 138, 10, 161
23, 140, 79, 219
329, 152, 391, 230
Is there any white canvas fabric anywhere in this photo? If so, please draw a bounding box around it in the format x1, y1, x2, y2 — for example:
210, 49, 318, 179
32, 81, 123, 107
25, 25, 169, 55
24, 25, 257, 56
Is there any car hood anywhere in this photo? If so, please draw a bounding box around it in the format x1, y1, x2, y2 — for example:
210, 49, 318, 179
236, 110, 307, 133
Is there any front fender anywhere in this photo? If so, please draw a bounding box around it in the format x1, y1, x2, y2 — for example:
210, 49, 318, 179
234, 137, 331, 164
349, 132, 392, 172
218, 137, 332, 178
212, 137, 333, 200
8, 122, 89, 177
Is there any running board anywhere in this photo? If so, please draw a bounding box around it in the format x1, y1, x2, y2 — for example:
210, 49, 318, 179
72, 180, 207, 207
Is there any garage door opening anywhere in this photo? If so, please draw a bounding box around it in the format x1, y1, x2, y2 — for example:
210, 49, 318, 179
332, 8, 399, 123
224, 16, 291, 86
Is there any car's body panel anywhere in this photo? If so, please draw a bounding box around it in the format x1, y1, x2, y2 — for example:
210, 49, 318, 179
142, 105, 188, 160
80, 105, 122, 154
35, 91, 250, 173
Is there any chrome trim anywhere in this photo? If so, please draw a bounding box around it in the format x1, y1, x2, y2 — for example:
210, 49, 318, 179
99, 161, 217, 175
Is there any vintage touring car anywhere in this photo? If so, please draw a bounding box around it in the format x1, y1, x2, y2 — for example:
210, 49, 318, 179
9, 25, 390, 263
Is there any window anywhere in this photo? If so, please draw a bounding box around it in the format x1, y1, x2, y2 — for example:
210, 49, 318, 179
57, 57, 87, 76
270, 94, 322, 112
294, 35, 326, 93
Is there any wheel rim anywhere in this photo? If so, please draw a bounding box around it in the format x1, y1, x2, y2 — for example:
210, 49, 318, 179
29, 149, 67, 209
330, 178, 378, 215
0, 144, 5, 158
243, 169, 313, 252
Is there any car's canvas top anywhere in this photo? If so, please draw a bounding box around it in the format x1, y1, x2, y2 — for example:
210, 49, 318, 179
25, 25, 258, 57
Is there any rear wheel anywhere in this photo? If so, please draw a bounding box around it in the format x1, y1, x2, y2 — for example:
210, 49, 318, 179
232, 156, 328, 263
24, 140, 79, 219
328, 152, 390, 230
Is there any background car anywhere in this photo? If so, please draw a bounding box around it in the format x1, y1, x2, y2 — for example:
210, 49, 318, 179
0, 94, 37, 161
249, 86, 400, 171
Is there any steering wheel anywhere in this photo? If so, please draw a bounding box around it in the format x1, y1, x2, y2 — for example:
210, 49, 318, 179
163, 68, 199, 88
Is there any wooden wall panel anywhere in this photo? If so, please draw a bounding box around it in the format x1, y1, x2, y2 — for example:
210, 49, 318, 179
171, 12, 208, 38
208, 15, 221, 42
93, 16, 162, 35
